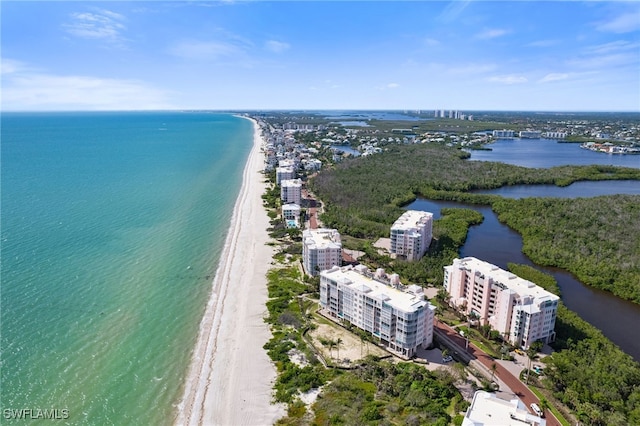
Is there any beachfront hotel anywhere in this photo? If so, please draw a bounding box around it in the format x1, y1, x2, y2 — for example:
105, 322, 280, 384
280, 178, 302, 205
302, 228, 342, 276
443, 257, 559, 349
320, 265, 435, 358
390, 210, 433, 261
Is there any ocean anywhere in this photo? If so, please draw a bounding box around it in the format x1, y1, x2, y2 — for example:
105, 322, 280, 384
0, 112, 253, 424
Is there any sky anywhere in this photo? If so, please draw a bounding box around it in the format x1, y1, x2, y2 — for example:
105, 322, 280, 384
2, 1, 639, 112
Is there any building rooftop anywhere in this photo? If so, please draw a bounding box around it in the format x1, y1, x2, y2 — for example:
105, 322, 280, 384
322, 265, 427, 313
392, 210, 433, 231
463, 391, 546, 426
281, 178, 302, 187
303, 228, 341, 250
282, 203, 301, 211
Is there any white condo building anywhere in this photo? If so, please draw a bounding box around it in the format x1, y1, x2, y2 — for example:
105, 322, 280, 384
390, 210, 433, 261
280, 178, 302, 205
443, 257, 559, 349
320, 265, 435, 358
519, 130, 542, 139
543, 131, 567, 139
493, 129, 515, 138
302, 228, 342, 276
276, 166, 295, 185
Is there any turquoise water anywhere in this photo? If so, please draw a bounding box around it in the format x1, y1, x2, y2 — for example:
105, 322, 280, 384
1, 112, 253, 424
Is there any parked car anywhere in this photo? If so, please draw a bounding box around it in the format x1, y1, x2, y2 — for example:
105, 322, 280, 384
530, 402, 544, 417
442, 355, 453, 363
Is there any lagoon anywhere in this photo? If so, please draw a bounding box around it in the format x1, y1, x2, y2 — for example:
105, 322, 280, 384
474, 180, 640, 198
469, 138, 640, 169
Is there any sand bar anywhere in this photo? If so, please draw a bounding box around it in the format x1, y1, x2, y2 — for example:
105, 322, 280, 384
175, 117, 285, 425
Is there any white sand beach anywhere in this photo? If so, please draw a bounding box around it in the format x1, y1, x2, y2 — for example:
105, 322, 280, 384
175, 118, 285, 425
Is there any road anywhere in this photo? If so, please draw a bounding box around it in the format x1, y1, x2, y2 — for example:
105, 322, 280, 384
435, 321, 561, 426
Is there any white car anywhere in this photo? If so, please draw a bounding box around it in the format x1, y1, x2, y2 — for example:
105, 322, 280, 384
442, 355, 453, 363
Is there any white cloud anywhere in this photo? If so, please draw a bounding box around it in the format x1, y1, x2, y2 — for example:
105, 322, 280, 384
596, 10, 640, 34
438, 0, 472, 23
585, 40, 640, 55
567, 40, 640, 71
375, 82, 400, 91
2, 65, 174, 111
568, 52, 638, 70
423, 38, 440, 47
475, 28, 509, 40
265, 40, 290, 53
63, 9, 127, 44
1, 58, 30, 75
487, 74, 528, 84
539, 73, 569, 83
167, 40, 243, 60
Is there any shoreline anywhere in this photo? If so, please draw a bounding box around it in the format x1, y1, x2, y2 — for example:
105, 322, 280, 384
174, 116, 285, 425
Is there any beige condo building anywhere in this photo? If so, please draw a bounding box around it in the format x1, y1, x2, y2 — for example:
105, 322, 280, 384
390, 210, 433, 261
443, 257, 559, 348
302, 228, 342, 276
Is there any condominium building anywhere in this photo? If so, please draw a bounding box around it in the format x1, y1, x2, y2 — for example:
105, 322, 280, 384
493, 129, 515, 138
276, 166, 295, 185
390, 210, 433, 261
443, 257, 559, 348
543, 131, 567, 139
519, 130, 542, 139
302, 228, 342, 276
280, 178, 302, 205
282, 203, 301, 228
463, 391, 546, 426
320, 265, 435, 358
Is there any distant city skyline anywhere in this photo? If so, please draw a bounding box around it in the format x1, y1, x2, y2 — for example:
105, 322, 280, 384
2, 1, 639, 112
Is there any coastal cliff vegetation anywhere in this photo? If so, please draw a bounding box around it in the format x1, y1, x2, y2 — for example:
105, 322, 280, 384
310, 143, 640, 303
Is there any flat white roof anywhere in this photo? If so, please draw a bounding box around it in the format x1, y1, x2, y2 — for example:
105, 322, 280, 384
303, 228, 341, 250
322, 266, 428, 313
282, 203, 301, 211
281, 178, 302, 187
463, 391, 546, 426
453, 257, 559, 303
392, 210, 433, 231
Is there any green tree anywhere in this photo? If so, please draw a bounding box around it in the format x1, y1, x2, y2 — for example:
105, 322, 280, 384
490, 362, 498, 384
335, 338, 344, 361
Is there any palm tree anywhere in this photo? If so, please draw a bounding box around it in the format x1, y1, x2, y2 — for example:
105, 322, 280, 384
335, 338, 343, 361
525, 346, 538, 384
327, 339, 336, 360
490, 362, 498, 384
538, 397, 549, 416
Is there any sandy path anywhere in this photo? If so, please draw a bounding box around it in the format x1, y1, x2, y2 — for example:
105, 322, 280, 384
175, 117, 285, 425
